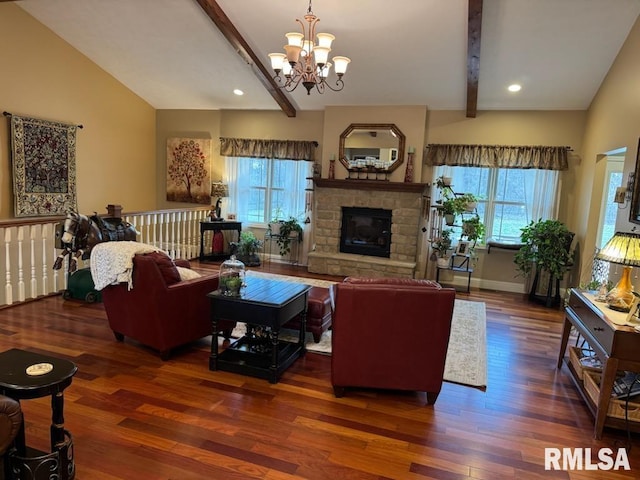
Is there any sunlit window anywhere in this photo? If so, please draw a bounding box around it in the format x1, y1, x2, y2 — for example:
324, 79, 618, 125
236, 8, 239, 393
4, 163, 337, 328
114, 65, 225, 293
435, 166, 559, 243
225, 157, 311, 224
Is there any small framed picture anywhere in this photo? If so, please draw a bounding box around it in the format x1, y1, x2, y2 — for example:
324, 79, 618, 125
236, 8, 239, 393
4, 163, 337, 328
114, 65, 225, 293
455, 240, 470, 255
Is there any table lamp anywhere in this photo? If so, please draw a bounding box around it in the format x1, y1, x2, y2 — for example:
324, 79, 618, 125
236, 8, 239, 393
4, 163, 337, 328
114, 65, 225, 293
210, 182, 229, 221
595, 231, 640, 312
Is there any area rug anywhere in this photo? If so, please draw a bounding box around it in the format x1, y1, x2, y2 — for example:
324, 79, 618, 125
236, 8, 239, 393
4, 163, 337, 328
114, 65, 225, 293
229, 272, 488, 388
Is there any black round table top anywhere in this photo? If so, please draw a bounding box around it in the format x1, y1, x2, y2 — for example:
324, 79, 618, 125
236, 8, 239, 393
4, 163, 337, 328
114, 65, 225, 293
0, 348, 77, 399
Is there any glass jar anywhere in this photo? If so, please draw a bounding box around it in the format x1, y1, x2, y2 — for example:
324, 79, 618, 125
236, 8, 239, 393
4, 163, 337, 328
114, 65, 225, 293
218, 255, 245, 296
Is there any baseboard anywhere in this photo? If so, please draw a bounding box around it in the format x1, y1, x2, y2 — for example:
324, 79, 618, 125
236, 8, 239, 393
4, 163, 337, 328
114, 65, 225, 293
443, 275, 527, 294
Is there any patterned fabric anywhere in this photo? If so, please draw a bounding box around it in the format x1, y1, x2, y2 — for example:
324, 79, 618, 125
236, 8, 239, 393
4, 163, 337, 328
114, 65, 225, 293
90, 241, 160, 291
425, 144, 569, 171
10, 114, 78, 217
219, 137, 317, 161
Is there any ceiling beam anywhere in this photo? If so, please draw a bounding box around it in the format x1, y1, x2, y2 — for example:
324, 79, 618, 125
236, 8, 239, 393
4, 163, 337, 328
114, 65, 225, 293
195, 0, 297, 117
466, 0, 483, 118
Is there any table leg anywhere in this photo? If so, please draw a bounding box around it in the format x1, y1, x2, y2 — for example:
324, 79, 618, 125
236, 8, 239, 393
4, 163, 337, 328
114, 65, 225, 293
199, 229, 205, 261
269, 329, 279, 384
299, 303, 308, 356
595, 357, 618, 440
50, 391, 65, 451
557, 317, 572, 369
209, 317, 219, 371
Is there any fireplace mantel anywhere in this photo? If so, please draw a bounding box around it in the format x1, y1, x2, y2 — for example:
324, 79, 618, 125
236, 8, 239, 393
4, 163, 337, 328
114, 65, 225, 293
314, 178, 429, 194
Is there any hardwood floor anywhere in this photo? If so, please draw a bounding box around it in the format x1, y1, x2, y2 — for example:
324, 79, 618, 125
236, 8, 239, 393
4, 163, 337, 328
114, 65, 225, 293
1, 261, 639, 479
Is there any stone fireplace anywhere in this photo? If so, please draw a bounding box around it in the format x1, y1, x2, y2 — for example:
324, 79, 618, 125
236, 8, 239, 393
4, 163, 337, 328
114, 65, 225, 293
308, 179, 429, 278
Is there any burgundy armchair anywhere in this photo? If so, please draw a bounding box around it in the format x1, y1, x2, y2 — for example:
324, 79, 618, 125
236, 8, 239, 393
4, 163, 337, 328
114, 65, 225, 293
0, 394, 22, 475
331, 277, 455, 404
101, 253, 236, 360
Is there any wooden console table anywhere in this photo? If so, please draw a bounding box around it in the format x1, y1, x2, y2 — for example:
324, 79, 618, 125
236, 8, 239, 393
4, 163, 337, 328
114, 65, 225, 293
558, 288, 640, 439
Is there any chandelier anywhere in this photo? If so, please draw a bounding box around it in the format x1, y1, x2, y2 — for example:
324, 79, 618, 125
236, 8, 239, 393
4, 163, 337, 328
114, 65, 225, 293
268, 0, 351, 95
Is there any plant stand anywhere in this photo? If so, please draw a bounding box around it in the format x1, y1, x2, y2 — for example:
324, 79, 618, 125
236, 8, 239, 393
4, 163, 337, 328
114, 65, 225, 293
435, 254, 473, 293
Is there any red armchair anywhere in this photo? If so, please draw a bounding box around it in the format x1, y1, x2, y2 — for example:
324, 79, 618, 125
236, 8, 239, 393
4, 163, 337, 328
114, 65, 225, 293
331, 277, 455, 404
0, 394, 22, 475
101, 253, 235, 360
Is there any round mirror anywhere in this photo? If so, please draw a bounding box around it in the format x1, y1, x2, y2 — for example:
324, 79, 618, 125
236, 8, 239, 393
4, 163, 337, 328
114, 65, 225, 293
339, 123, 405, 173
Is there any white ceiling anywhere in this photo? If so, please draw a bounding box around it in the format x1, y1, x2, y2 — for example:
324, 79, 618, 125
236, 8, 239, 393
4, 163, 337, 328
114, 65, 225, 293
16, 0, 640, 113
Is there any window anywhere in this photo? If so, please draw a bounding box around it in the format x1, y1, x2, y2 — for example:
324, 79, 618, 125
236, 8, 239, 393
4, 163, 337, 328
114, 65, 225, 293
225, 156, 311, 225
597, 156, 624, 249
435, 166, 559, 243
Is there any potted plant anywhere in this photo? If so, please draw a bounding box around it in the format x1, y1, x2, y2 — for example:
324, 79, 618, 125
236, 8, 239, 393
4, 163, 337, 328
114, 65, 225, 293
275, 216, 303, 256
230, 231, 263, 266
514, 219, 573, 280
451, 193, 478, 214
461, 215, 485, 244
441, 199, 456, 226
431, 228, 453, 267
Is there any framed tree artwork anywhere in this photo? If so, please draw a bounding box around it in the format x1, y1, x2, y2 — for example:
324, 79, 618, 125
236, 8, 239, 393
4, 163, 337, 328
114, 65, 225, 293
166, 137, 211, 204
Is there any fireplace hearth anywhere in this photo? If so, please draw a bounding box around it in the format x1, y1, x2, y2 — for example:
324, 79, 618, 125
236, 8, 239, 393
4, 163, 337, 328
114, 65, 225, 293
340, 207, 391, 258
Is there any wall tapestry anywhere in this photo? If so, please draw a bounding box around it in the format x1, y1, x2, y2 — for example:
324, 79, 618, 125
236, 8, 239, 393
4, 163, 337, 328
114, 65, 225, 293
10, 114, 78, 217
166, 137, 211, 204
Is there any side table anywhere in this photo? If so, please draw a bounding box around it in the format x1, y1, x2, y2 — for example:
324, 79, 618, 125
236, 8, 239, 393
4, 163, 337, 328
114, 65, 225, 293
0, 349, 77, 480
199, 220, 242, 262
208, 276, 311, 383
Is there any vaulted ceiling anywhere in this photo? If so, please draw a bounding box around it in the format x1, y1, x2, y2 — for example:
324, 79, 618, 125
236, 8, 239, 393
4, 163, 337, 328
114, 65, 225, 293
15, 0, 640, 117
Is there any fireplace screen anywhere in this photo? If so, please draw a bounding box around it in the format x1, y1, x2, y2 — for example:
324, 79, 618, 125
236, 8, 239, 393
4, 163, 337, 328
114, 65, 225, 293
340, 207, 391, 258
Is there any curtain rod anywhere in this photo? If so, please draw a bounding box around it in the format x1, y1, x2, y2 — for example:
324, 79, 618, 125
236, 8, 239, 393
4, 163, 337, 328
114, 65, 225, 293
3, 111, 84, 129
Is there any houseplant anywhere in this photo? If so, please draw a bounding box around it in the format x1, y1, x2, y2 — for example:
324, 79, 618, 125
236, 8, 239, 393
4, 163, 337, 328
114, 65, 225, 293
431, 228, 453, 267
461, 215, 485, 245
275, 216, 303, 256
230, 231, 263, 266
450, 193, 478, 214
514, 219, 573, 280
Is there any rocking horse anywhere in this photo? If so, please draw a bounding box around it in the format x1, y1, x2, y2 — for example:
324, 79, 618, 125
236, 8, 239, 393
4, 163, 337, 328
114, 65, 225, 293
53, 209, 138, 273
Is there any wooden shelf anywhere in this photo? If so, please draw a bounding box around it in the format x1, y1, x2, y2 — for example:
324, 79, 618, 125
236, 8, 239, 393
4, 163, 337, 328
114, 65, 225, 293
314, 178, 429, 193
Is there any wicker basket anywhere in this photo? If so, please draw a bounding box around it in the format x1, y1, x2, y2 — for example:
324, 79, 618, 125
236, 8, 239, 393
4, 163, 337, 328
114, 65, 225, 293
569, 346, 601, 381
583, 371, 640, 422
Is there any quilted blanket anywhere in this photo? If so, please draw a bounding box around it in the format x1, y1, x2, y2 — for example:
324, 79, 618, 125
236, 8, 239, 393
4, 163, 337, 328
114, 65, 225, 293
90, 241, 160, 291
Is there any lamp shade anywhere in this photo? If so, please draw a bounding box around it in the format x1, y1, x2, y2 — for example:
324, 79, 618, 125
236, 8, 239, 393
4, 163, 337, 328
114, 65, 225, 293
210, 182, 229, 198
595, 232, 640, 266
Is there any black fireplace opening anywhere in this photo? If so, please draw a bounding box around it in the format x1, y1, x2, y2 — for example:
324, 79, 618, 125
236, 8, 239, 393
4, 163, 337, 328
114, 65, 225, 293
340, 207, 392, 258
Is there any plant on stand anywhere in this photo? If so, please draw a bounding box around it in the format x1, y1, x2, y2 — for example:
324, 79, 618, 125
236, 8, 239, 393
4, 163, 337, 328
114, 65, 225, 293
461, 215, 485, 245
275, 216, 303, 257
514, 218, 574, 307
431, 228, 453, 268
230, 231, 263, 267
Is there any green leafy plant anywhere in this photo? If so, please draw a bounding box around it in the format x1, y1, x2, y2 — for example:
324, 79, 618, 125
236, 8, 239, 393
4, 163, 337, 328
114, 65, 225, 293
275, 216, 303, 256
431, 228, 453, 258
461, 215, 485, 244
230, 231, 263, 266
450, 193, 478, 215
514, 219, 574, 280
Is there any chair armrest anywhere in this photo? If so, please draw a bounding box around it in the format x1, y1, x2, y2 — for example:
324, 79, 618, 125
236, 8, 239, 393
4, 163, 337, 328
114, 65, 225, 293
0, 395, 22, 454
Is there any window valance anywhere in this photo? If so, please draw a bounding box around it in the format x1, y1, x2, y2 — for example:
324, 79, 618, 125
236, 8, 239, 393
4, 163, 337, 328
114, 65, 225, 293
425, 144, 569, 171
219, 137, 317, 161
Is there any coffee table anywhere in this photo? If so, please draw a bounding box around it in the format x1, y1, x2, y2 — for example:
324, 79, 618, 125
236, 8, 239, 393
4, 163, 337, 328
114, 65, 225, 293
208, 276, 311, 383
0, 348, 77, 480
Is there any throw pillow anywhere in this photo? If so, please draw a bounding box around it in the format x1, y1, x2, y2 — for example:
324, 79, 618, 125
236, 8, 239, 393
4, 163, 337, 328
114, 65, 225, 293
145, 251, 181, 285
176, 266, 202, 281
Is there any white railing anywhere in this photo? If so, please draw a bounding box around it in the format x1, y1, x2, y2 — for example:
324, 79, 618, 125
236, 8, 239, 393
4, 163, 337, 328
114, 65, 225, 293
0, 206, 210, 307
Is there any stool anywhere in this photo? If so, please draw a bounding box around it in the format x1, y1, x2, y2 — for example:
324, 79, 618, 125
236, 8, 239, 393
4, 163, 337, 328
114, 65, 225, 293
284, 286, 332, 343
